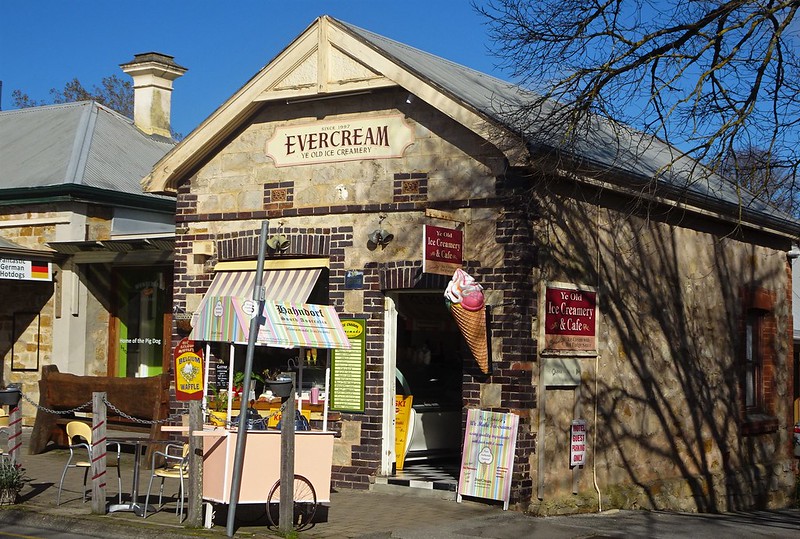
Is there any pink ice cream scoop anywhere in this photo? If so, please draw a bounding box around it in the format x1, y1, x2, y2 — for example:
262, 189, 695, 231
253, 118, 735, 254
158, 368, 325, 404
445, 268, 485, 310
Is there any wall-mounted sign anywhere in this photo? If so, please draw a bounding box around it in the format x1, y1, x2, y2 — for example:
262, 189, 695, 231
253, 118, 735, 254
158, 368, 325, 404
541, 282, 598, 353
266, 115, 414, 167
570, 419, 587, 467
0, 258, 51, 282
422, 224, 463, 276
458, 409, 519, 510
344, 269, 364, 290
541, 357, 581, 387
173, 338, 204, 401
215, 363, 229, 390
330, 319, 366, 412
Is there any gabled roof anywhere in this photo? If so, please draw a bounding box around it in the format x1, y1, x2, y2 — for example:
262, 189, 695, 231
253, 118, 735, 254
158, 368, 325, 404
0, 101, 174, 210
143, 15, 799, 238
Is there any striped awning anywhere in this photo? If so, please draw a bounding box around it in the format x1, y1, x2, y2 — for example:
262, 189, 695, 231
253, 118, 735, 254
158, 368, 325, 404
202, 268, 321, 303
189, 268, 324, 344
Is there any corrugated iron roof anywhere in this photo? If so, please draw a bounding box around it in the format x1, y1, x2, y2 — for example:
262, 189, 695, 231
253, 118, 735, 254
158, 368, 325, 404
0, 101, 173, 202
336, 18, 799, 235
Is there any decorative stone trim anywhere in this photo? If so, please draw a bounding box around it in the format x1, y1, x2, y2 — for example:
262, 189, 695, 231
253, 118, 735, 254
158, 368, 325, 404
264, 181, 294, 211
393, 173, 428, 203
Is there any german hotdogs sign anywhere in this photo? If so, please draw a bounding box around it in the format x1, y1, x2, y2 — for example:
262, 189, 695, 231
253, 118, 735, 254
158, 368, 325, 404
0, 258, 51, 281
266, 115, 414, 167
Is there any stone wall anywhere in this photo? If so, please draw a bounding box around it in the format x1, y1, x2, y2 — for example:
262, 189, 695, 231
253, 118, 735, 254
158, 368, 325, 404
528, 186, 795, 513
170, 87, 795, 512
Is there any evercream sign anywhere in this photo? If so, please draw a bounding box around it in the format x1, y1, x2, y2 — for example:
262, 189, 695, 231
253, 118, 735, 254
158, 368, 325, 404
0, 258, 51, 282
266, 115, 414, 167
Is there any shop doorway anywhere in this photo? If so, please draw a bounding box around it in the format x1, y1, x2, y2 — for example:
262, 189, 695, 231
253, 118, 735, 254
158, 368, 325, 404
389, 291, 463, 489
110, 267, 172, 378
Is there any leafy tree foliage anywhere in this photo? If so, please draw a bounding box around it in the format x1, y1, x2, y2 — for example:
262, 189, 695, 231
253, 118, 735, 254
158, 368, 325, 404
12, 74, 133, 119
477, 0, 800, 215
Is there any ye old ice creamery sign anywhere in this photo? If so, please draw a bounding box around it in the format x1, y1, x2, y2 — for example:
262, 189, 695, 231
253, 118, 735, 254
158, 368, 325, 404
266, 115, 414, 167
542, 282, 597, 352
422, 224, 463, 276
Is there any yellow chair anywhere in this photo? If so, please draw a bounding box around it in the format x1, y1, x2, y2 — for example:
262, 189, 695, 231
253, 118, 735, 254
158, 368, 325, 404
56, 421, 122, 505
143, 442, 189, 520
0, 409, 8, 461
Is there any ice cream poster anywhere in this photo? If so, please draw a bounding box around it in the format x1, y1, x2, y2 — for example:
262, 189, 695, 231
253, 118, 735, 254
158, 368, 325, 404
457, 409, 519, 510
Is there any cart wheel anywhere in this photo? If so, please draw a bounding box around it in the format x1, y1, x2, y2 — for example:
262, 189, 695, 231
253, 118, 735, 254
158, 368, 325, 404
266, 474, 318, 530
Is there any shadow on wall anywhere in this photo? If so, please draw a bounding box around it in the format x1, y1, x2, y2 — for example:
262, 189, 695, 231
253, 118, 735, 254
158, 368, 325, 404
528, 174, 791, 512
0, 281, 53, 385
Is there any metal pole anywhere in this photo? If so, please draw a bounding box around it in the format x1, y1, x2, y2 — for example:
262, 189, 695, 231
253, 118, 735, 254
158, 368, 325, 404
226, 220, 268, 537
279, 372, 296, 533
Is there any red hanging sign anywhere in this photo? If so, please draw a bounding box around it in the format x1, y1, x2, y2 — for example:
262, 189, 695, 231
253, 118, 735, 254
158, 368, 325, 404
173, 338, 204, 401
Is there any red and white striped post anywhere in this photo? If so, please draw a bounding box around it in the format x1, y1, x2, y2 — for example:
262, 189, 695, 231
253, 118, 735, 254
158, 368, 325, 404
91, 391, 108, 514
5, 403, 23, 466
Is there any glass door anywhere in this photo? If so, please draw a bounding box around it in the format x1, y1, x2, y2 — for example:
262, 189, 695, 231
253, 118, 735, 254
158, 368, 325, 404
113, 267, 171, 378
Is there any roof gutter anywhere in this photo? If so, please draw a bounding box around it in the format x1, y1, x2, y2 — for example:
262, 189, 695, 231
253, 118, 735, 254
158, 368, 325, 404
528, 143, 800, 240
0, 184, 176, 213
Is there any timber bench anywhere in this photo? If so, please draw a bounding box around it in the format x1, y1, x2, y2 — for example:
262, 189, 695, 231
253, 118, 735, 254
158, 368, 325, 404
30, 365, 170, 454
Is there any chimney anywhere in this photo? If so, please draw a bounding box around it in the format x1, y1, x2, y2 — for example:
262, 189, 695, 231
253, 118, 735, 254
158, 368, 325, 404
120, 52, 187, 138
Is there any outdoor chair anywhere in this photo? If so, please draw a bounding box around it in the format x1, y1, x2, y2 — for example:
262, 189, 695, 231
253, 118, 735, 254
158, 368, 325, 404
56, 421, 122, 505
143, 442, 189, 521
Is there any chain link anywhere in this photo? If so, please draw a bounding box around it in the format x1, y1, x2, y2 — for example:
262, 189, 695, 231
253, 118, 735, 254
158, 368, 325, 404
102, 396, 179, 425
16, 389, 179, 425
16, 389, 294, 429
20, 391, 91, 415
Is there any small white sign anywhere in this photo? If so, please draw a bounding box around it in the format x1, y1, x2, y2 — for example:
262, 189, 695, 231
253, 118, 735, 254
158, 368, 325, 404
0, 258, 51, 282
266, 115, 414, 167
570, 419, 587, 467
541, 357, 581, 387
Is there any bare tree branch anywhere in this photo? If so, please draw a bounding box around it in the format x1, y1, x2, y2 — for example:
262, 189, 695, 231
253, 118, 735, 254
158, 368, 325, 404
477, 0, 800, 216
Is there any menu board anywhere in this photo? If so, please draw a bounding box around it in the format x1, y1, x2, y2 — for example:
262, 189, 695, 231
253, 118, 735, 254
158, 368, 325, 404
457, 409, 519, 510
330, 319, 366, 412
215, 363, 229, 390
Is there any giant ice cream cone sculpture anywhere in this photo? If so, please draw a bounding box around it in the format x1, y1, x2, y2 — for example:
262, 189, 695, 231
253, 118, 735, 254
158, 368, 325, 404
445, 269, 489, 373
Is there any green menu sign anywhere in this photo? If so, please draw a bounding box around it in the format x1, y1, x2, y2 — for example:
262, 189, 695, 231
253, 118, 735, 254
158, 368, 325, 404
330, 319, 366, 412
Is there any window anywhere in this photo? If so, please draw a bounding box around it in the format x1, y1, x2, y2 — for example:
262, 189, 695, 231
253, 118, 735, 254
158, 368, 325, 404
744, 310, 763, 411
739, 286, 779, 435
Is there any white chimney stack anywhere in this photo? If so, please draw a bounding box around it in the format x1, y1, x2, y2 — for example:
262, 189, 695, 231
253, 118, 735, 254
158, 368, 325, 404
120, 52, 187, 138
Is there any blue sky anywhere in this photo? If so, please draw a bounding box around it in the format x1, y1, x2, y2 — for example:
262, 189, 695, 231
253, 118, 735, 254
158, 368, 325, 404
1, 1, 504, 137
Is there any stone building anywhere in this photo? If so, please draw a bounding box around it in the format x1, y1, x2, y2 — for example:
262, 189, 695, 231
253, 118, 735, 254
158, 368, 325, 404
143, 17, 798, 513
0, 53, 185, 422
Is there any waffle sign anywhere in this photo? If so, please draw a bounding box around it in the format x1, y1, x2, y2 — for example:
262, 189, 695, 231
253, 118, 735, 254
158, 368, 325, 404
174, 338, 204, 401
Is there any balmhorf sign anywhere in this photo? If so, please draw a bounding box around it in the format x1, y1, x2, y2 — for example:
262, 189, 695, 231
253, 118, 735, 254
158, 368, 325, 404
266, 115, 414, 167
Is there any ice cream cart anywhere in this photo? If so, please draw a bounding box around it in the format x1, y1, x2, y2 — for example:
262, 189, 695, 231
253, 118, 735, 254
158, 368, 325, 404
189, 294, 350, 513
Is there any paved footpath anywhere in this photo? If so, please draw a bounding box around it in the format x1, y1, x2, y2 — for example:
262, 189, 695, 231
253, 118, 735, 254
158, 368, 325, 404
1, 427, 799, 538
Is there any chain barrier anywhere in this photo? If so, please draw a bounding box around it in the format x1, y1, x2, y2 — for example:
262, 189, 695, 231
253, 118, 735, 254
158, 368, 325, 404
17, 388, 294, 429
102, 396, 181, 425
17, 389, 182, 425
20, 391, 91, 415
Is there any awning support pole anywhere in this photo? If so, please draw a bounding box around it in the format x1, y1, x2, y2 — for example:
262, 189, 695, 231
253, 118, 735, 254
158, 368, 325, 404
226, 220, 268, 537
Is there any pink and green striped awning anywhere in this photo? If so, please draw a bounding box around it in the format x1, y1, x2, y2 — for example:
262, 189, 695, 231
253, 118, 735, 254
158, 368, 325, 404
188, 268, 349, 349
